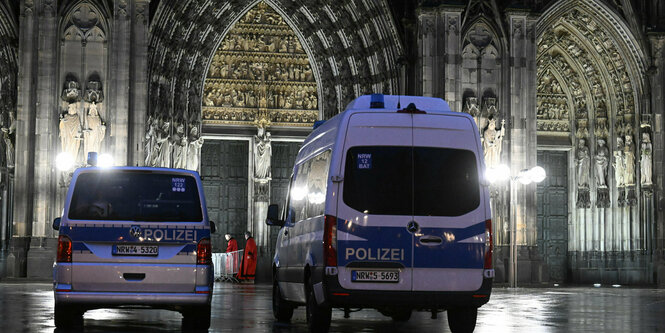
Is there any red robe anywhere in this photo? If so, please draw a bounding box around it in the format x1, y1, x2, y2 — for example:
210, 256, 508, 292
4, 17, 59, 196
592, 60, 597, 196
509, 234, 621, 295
239, 237, 257, 280
226, 238, 238, 253
225, 238, 239, 274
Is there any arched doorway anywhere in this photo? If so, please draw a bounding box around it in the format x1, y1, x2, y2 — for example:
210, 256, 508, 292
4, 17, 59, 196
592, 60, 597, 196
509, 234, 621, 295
536, 1, 651, 284
200, 2, 317, 270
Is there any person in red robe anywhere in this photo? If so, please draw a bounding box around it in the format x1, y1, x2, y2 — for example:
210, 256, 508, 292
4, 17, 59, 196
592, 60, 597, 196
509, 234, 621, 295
239, 231, 257, 281
225, 233, 239, 276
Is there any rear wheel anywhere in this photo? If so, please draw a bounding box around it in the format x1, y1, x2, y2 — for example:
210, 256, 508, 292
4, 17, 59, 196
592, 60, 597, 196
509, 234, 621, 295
272, 280, 294, 322
182, 305, 211, 331
306, 278, 331, 333
447, 307, 478, 333
54, 303, 83, 329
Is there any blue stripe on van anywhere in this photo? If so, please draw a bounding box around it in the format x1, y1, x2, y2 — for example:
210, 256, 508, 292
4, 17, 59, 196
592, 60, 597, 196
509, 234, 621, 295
337, 217, 486, 269
60, 225, 209, 244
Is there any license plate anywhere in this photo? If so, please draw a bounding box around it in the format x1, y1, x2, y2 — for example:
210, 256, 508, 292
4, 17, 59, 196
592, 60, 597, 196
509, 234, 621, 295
351, 270, 399, 283
113, 244, 159, 256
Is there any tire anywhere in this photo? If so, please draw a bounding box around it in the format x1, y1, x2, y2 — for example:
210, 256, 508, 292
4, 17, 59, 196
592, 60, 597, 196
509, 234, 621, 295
447, 307, 478, 333
54, 303, 83, 329
182, 305, 212, 331
272, 280, 294, 322
390, 309, 412, 322
305, 279, 331, 333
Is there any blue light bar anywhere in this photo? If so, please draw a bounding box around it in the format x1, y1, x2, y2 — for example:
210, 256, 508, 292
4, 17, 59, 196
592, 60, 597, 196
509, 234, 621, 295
370, 93, 384, 109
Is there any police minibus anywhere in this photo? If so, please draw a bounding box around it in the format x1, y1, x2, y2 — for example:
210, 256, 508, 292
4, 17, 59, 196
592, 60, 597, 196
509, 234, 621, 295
52, 166, 215, 330
266, 94, 493, 332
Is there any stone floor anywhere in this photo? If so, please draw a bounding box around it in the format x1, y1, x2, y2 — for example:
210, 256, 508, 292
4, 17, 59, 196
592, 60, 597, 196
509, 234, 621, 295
1, 281, 664, 332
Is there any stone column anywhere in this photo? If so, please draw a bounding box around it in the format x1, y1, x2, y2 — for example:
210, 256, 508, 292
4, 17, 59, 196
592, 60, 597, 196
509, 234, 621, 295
506, 11, 542, 284
108, 0, 131, 166
648, 32, 665, 288
129, 0, 150, 166
251, 128, 271, 283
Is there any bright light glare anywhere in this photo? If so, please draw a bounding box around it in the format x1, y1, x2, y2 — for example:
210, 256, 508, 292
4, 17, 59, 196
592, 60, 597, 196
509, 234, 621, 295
528, 166, 546, 183
55, 152, 75, 171
98, 154, 114, 168
485, 164, 511, 184
517, 169, 532, 185
307, 192, 325, 204
290, 186, 306, 201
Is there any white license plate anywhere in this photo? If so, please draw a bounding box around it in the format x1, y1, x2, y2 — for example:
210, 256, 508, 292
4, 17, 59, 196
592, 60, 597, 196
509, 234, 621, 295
113, 244, 159, 256
351, 270, 399, 283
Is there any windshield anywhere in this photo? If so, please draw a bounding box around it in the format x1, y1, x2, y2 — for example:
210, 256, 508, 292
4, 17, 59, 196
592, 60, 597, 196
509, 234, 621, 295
68, 171, 203, 222
343, 146, 480, 216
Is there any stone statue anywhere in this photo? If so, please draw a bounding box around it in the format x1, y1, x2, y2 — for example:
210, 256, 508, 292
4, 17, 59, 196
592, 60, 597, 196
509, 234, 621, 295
594, 138, 609, 188
59, 103, 82, 162
624, 135, 635, 186
482, 118, 505, 169
576, 138, 590, 187
156, 119, 172, 168
254, 127, 272, 180
144, 115, 158, 166
186, 124, 204, 171
83, 102, 106, 159
613, 136, 625, 187
172, 121, 188, 169
640, 132, 652, 186
1, 111, 15, 168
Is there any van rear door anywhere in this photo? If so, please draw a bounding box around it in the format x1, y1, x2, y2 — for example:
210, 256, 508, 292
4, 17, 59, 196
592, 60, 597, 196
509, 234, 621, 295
411, 113, 486, 292
336, 112, 413, 291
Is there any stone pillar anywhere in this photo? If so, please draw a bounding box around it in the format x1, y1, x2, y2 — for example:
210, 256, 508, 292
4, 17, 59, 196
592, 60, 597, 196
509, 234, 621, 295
108, 1, 131, 166
648, 32, 665, 288
506, 11, 542, 284
130, 1, 150, 166
251, 128, 272, 283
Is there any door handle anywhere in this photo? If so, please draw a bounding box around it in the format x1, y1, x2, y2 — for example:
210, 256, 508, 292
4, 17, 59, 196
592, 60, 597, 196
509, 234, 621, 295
418, 236, 442, 246
284, 229, 288, 236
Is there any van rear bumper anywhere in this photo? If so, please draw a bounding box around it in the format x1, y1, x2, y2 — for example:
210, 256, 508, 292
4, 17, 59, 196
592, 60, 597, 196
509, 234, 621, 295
54, 291, 211, 308
323, 274, 492, 309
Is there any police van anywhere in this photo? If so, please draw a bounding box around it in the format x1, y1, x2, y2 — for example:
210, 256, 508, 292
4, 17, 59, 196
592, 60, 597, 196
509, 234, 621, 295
52, 166, 215, 330
266, 94, 493, 332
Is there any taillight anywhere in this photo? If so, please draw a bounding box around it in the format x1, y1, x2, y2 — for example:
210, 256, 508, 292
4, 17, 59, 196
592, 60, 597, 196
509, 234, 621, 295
57, 235, 72, 263
323, 215, 337, 267
197, 238, 212, 265
484, 219, 493, 269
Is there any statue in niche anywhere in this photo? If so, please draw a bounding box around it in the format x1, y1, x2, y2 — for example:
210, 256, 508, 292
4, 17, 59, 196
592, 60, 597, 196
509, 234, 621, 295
156, 118, 172, 168
463, 97, 480, 129
594, 138, 609, 188
144, 115, 158, 166
59, 103, 82, 162
254, 127, 272, 180
482, 118, 505, 169
613, 136, 625, 187
623, 134, 635, 186
640, 132, 652, 186
187, 124, 204, 171
172, 121, 188, 169
83, 102, 106, 158
1, 111, 15, 168
576, 138, 590, 188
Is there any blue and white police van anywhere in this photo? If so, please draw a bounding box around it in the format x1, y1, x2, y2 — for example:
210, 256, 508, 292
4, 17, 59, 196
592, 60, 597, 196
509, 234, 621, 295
52, 166, 215, 330
266, 94, 493, 332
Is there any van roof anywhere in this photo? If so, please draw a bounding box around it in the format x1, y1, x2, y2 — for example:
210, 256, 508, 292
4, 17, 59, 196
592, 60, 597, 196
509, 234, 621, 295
73, 166, 200, 176
344, 94, 452, 113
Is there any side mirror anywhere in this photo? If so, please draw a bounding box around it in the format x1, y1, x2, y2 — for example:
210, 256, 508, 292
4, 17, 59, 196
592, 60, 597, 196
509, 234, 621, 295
53, 217, 61, 231
210, 221, 217, 234
266, 204, 284, 227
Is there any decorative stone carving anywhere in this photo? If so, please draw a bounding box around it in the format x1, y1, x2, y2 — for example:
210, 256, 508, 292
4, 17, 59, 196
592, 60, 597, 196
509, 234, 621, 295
172, 121, 188, 169
186, 123, 204, 171
156, 118, 172, 168
462, 97, 480, 131
595, 138, 609, 188
1, 111, 15, 169
83, 102, 105, 158
576, 138, 591, 208
85, 80, 104, 104
59, 103, 82, 161
144, 115, 158, 166
61, 80, 82, 104
623, 134, 635, 186
640, 132, 652, 186
254, 127, 272, 181
482, 118, 505, 169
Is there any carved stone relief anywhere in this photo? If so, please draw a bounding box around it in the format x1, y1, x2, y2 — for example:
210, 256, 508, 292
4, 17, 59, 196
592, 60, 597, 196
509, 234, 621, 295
202, 2, 318, 127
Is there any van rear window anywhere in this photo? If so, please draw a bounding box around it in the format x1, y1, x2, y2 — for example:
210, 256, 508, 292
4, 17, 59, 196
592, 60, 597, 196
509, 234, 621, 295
343, 146, 480, 216
68, 171, 203, 222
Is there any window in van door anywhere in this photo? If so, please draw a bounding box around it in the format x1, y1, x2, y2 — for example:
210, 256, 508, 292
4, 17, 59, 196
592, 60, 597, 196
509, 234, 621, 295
289, 150, 332, 222
343, 146, 480, 216
68, 172, 203, 222
413, 147, 480, 216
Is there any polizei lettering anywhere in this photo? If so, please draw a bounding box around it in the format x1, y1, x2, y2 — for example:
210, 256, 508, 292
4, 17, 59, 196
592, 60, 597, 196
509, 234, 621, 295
143, 229, 198, 242
345, 247, 404, 261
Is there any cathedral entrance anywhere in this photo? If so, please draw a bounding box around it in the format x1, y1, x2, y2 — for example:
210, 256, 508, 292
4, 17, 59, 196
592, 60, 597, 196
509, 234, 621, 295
200, 2, 319, 277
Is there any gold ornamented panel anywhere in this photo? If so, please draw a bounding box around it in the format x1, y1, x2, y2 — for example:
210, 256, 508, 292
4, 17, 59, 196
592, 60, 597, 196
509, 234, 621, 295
202, 2, 318, 127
